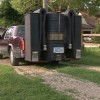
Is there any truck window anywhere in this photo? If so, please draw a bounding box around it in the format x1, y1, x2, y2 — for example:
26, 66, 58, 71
18, 26, 25, 37
4, 27, 13, 39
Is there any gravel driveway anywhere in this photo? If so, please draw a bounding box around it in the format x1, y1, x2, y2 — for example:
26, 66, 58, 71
1, 59, 100, 100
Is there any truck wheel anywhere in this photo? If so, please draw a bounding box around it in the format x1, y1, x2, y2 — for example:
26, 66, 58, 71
10, 48, 19, 66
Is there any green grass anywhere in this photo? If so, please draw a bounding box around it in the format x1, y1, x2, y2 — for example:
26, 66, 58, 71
0, 65, 74, 100
40, 63, 100, 84
56, 47, 100, 84
38, 62, 100, 85
70, 47, 100, 66
1, 47, 100, 100
57, 66, 100, 84
35, 47, 100, 85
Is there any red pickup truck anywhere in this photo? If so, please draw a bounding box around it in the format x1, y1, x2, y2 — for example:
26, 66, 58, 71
0, 25, 25, 66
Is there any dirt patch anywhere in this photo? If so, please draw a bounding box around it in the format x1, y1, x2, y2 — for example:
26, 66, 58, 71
14, 65, 100, 100
0, 58, 10, 65
14, 66, 57, 76
74, 64, 100, 72
87, 67, 100, 72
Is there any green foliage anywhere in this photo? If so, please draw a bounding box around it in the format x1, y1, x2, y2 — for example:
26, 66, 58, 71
0, 0, 99, 27
0, 65, 74, 100
92, 37, 100, 44
86, 0, 100, 17
0, 17, 23, 27
50, 0, 100, 17
95, 23, 100, 33
11, 0, 42, 14
48, 0, 68, 11
0, 0, 23, 27
10, 0, 100, 17
70, 48, 100, 66
73, 0, 99, 17
92, 23, 100, 43
57, 66, 100, 84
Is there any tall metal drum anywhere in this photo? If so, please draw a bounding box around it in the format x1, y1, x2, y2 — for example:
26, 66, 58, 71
44, 12, 66, 61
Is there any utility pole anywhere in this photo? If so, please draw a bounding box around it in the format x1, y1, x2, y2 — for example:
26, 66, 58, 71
43, 0, 48, 11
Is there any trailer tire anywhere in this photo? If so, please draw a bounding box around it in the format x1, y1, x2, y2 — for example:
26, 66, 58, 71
10, 48, 19, 66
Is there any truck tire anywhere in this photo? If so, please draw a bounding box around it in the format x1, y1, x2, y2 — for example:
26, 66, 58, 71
10, 48, 19, 66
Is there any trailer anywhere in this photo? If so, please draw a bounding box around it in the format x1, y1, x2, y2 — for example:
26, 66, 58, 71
25, 8, 82, 63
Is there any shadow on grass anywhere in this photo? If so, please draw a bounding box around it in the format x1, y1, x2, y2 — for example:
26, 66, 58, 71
19, 48, 100, 68
33, 62, 76, 70
19, 61, 74, 69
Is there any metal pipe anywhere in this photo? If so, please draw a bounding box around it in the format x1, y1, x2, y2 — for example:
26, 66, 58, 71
43, 0, 48, 11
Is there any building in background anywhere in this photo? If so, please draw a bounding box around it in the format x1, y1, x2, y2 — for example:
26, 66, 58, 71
79, 12, 97, 34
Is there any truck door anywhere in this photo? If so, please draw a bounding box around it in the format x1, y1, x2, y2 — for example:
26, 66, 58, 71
0, 27, 13, 56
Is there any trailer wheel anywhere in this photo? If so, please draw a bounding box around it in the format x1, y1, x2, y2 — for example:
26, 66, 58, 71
10, 48, 19, 66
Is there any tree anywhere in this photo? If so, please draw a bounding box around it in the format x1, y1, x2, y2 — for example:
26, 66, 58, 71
0, 0, 99, 27
86, 0, 100, 17
11, 0, 42, 14
67, 0, 100, 17
48, 0, 68, 11
0, 0, 23, 27
10, 0, 99, 17
50, 0, 100, 17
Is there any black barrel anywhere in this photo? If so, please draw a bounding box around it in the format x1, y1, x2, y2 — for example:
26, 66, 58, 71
64, 10, 82, 59
25, 8, 47, 62
34, 8, 47, 50
46, 12, 66, 42
47, 13, 65, 33
43, 12, 66, 61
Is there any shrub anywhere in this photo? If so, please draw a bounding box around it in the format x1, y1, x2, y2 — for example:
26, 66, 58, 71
92, 23, 100, 43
